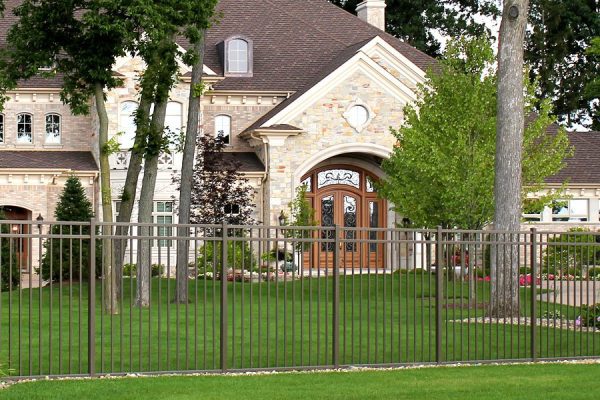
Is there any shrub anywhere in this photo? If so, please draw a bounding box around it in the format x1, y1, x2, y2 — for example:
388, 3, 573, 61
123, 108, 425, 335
196, 239, 255, 272
261, 248, 293, 263
542, 228, 600, 274
39, 176, 101, 281
121, 263, 163, 278
580, 304, 600, 328
0, 215, 20, 291
588, 267, 600, 279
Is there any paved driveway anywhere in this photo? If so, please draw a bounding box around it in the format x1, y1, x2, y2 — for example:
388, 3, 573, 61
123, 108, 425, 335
539, 280, 600, 306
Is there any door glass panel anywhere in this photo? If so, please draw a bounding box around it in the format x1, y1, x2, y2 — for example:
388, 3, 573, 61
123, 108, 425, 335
321, 195, 335, 252
344, 195, 357, 251
369, 201, 379, 252
317, 169, 360, 189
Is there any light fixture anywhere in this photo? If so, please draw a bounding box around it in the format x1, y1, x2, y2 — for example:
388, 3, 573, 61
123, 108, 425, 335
12, 224, 19, 233
278, 210, 286, 226
36, 214, 44, 231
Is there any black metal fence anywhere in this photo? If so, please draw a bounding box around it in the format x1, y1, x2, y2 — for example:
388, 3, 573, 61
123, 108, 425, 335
0, 220, 599, 378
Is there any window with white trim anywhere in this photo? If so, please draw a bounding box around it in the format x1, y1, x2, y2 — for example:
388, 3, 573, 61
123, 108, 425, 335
223, 36, 253, 77
0, 114, 4, 144
552, 199, 589, 222
119, 101, 138, 149
165, 101, 182, 135
154, 201, 173, 248
522, 199, 543, 222
17, 113, 33, 144
45, 113, 61, 144
215, 115, 231, 145
228, 39, 248, 73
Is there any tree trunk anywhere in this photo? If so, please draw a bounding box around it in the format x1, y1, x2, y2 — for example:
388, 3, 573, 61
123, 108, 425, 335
135, 100, 168, 308
114, 91, 153, 297
174, 33, 206, 304
94, 82, 118, 315
491, 0, 530, 318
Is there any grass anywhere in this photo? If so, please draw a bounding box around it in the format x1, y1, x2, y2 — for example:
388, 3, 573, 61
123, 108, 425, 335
1, 271, 599, 377
2, 363, 600, 399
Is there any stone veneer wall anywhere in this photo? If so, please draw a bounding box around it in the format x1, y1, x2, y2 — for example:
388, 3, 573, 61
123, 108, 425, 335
265, 69, 405, 225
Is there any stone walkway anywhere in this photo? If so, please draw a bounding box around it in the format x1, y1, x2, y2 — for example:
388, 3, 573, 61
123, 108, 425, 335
538, 280, 600, 307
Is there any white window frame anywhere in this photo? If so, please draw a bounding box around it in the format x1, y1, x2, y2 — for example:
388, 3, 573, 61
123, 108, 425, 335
551, 199, 589, 222
16, 113, 33, 144
154, 201, 174, 248
214, 115, 232, 145
119, 101, 138, 150
45, 113, 61, 144
165, 101, 183, 135
343, 101, 375, 133
224, 36, 253, 77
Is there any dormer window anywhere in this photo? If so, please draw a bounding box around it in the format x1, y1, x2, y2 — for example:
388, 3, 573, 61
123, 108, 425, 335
224, 36, 253, 77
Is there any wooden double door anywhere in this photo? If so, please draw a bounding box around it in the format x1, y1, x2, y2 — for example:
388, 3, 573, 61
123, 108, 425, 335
301, 166, 386, 269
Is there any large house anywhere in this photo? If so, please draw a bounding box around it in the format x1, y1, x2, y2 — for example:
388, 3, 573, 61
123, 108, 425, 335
1, 0, 599, 270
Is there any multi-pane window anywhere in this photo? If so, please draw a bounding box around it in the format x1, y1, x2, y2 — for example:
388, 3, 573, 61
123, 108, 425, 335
17, 113, 33, 144
119, 101, 138, 149
215, 115, 231, 145
165, 101, 182, 135
227, 39, 249, 73
154, 201, 173, 248
45, 113, 61, 144
552, 199, 589, 222
0, 114, 4, 144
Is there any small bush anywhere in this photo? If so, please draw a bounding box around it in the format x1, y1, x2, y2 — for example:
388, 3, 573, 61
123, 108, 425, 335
580, 304, 600, 328
588, 267, 600, 279
121, 263, 164, 278
542, 228, 600, 274
519, 266, 530, 275
196, 240, 255, 272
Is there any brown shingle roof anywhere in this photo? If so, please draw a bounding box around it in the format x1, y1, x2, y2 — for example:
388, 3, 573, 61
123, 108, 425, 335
2, 0, 435, 91
0, 151, 98, 171
202, 0, 435, 92
547, 131, 600, 184
221, 152, 264, 173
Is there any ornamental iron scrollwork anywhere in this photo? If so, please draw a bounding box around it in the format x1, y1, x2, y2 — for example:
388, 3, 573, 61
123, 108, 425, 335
320, 195, 335, 252
317, 169, 360, 189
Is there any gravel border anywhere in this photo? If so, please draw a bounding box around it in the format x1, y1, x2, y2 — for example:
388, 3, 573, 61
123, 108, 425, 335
2, 358, 600, 390
449, 317, 600, 333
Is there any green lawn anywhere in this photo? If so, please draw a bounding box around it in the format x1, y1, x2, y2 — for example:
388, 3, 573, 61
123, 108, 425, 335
1, 272, 598, 377
2, 363, 600, 399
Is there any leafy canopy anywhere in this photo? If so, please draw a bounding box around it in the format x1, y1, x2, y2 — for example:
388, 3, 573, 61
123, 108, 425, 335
330, 0, 499, 57
526, 0, 600, 130
379, 36, 572, 229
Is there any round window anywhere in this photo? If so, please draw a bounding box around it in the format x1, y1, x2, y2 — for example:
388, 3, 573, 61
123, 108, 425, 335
347, 105, 369, 129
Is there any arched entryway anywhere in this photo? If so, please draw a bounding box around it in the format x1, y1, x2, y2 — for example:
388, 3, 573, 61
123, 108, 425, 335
0, 205, 32, 271
301, 165, 386, 269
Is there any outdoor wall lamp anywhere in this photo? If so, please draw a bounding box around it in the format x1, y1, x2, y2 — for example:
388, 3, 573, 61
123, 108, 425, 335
36, 214, 44, 231
278, 210, 286, 226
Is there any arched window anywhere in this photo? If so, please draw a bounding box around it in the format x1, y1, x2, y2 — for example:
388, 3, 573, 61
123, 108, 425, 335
45, 113, 61, 144
165, 101, 182, 134
0, 114, 4, 144
119, 101, 138, 149
16, 113, 33, 144
215, 115, 231, 145
224, 36, 253, 76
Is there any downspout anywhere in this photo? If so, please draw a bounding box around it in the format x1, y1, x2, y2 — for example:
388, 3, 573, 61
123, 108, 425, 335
250, 131, 269, 224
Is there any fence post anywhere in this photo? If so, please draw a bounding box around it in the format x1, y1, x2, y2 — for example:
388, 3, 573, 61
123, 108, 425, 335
88, 218, 96, 376
435, 226, 443, 364
530, 228, 537, 362
332, 225, 341, 368
220, 221, 228, 372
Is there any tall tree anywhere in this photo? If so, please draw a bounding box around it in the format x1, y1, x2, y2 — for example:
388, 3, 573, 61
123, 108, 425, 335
379, 36, 570, 231
584, 36, 600, 126
525, 0, 600, 130
174, 0, 217, 304
492, 0, 530, 318
0, 0, 138, 314
330, 0, 499, 56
